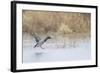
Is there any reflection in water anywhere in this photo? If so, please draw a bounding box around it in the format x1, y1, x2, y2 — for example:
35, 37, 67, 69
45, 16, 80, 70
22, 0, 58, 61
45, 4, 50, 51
34, 52, 44, 61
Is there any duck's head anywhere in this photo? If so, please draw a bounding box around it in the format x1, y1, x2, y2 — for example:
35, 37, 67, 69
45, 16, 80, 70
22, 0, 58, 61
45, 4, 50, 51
47, 36, 52, 39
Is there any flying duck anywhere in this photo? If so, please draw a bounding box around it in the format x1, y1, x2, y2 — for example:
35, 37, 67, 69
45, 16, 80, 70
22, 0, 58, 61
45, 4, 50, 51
32, 33, 51, 49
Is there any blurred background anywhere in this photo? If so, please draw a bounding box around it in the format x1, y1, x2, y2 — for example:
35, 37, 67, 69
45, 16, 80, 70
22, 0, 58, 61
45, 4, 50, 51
22, 10, 91, 38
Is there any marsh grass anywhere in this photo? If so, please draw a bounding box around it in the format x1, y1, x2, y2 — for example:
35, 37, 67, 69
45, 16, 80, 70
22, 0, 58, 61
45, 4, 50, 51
22, 10, 91, 38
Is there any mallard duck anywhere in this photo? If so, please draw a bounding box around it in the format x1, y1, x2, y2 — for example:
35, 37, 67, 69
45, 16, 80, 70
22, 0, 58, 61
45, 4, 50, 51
34, 36, 51, 49
33, 34, 51, 49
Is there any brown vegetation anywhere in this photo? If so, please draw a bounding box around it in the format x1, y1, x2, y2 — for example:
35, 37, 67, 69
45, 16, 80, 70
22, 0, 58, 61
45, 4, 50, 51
22, 10, 91, 37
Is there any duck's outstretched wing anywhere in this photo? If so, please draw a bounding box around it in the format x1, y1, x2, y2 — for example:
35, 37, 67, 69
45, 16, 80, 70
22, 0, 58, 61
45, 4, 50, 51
31, 33, 41, 43
34, 36, 41, 42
